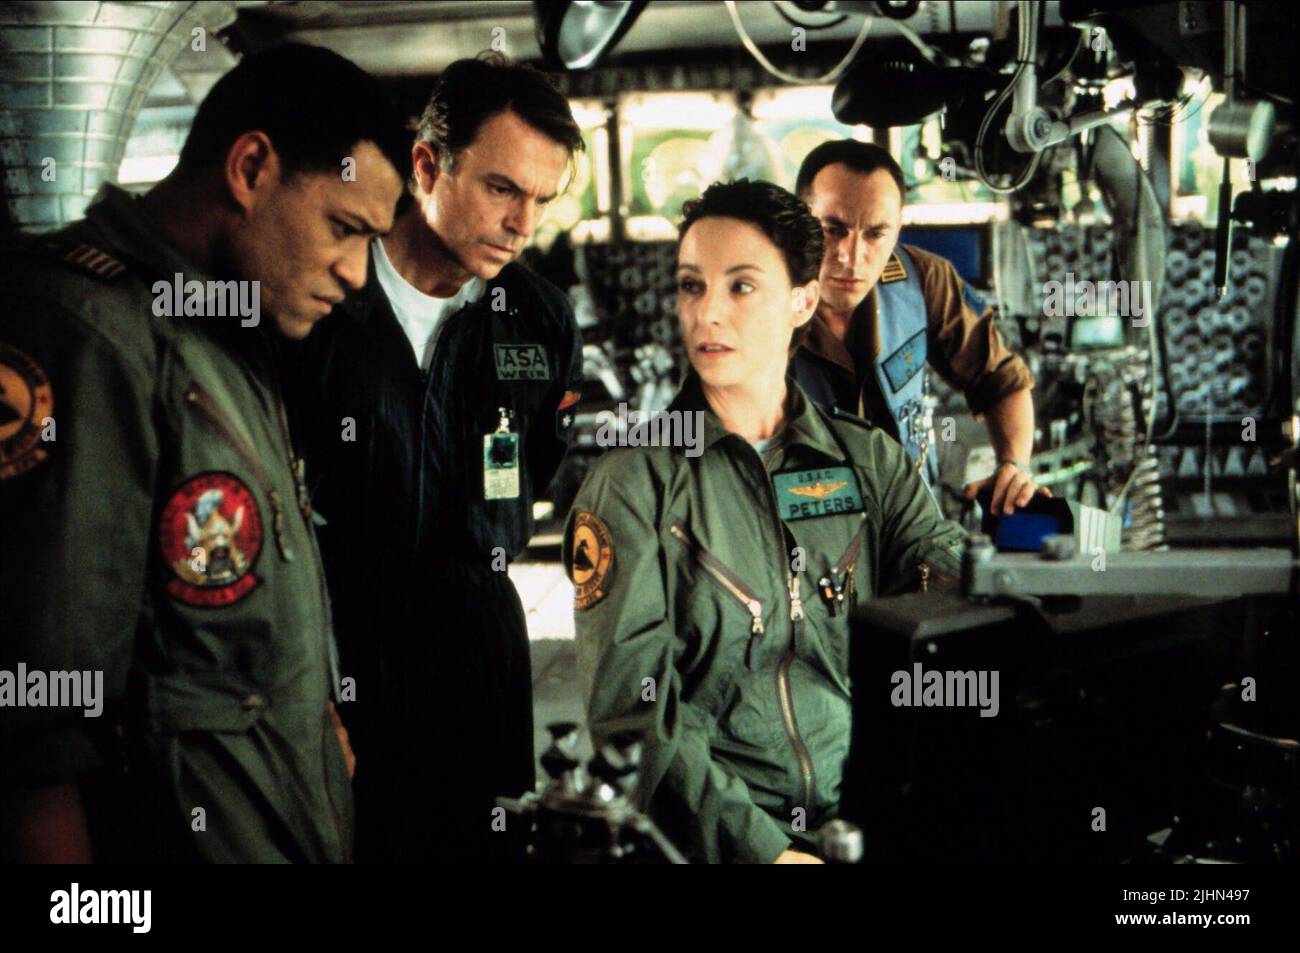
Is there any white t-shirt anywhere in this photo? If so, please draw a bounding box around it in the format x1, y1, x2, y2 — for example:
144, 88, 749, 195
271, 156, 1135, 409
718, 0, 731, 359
372, 237, 485, 371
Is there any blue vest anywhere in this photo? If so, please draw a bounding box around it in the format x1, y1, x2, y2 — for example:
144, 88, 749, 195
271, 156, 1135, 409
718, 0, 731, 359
873, 247, 939, 487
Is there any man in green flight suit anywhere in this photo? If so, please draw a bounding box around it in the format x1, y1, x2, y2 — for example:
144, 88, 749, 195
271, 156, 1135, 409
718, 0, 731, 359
566, 180, 967, 863
0, 45, 408, 863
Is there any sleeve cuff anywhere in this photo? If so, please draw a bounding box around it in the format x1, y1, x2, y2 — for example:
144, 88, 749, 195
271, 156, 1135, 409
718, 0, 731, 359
964, 357, 1035, 416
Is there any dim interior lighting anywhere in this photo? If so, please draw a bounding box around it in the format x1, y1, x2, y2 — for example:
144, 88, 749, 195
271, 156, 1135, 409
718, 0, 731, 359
534, 0, 649, 71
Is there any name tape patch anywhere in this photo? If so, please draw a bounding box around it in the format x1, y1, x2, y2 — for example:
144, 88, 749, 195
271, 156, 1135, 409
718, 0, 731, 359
773, 466, 865, 521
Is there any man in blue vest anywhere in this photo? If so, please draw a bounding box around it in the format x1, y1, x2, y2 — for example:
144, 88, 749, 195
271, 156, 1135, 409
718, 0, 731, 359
792, 140, 1045, 515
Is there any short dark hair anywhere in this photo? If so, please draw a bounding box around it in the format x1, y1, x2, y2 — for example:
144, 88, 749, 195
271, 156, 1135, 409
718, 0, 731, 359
795, 139, 906, 203
177, 44, 410, 183
414, 52, 584, 176
679, 180, 823, 355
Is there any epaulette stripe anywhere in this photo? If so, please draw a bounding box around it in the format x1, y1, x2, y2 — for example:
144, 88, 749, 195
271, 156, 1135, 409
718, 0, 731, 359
62, 243, 126, 280
75, 249, 108, 270
879, 254, 907, 283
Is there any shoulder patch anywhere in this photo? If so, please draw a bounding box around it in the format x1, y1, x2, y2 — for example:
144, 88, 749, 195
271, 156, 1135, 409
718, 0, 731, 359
556, 388, 581, 439
568, 510, 615, 610
0, 344, 55, 480
158, 472, 264, 608
879, 253, 907, 284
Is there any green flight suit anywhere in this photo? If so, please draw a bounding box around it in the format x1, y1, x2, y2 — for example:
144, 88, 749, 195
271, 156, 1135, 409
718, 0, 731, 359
565, 374, 965, 864
0, 185, 350, 863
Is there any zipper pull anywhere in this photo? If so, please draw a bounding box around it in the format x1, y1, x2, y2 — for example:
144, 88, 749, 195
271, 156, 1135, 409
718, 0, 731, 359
918, 561, 930, 593
818, 575, 837, 617
269, 490, 295, 561
292, 456, 313, 520
745, 601, 763, 669
788, 574, 804, 622
819, 571, 851, 616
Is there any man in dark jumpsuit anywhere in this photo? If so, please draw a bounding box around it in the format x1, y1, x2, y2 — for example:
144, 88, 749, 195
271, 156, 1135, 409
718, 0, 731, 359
282, 54, 584, 863
0, 45, 409, 862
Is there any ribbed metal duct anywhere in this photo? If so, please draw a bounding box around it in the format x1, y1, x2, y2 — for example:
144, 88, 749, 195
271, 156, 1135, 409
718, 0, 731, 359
0, 1, 236, 235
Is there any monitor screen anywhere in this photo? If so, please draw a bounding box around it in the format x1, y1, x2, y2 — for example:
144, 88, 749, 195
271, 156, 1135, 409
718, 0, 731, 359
899, 224, 988, 285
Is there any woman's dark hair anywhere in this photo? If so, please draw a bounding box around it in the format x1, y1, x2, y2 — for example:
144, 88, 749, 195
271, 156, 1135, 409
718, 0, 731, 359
678, 179, 823, 286
414, 52, 584, 173
679, 180, 824, 354
178, 44, 410, 182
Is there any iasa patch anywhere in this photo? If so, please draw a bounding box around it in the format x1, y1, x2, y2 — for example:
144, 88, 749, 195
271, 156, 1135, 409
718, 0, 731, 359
158, 472, 263, 607
495, 343, 551, 381
0, 344, 54, 481
569, 510, 615, 610
773, 466, 865, 521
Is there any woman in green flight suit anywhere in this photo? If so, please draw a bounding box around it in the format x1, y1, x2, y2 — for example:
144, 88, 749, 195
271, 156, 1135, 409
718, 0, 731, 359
564, 180, 967, 864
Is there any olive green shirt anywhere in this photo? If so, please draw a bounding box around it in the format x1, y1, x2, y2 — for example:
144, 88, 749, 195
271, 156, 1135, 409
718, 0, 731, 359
566, 375, 965, 863
0, 185, 350, 863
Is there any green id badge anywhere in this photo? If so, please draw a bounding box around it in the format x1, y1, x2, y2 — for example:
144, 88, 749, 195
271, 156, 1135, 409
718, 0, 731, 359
484, 409, 520, 501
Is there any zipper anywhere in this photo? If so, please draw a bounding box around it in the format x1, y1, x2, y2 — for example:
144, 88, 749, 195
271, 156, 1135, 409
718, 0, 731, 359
818, 514, 866, 617
777, 566, 815, 811
189, 360, 347, 861
744, 440, 817, 817
185, 384, 295, 561
775, 651, 816, 812
669, 521, 764, 664
259, 337, 350, 863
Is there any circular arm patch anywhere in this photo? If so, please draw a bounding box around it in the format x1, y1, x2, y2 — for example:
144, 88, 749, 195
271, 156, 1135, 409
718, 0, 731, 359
159, 472, 264, 607
569, 510, 615, 610
0, 344, 54, 480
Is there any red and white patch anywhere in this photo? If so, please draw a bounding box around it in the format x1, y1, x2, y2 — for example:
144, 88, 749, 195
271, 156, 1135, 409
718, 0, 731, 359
158, 471, 263, 607
556, 388, 581, 439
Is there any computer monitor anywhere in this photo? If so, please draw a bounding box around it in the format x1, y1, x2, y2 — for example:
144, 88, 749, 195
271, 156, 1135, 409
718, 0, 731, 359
898, 223, 990, 285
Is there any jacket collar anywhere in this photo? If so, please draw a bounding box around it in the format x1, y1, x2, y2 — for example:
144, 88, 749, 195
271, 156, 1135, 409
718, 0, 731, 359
796, 246, 912, 370
801, 308, 858, 374
669, 372, 850, 465
84, 183, 218, 287
83, 184, 279, 361
336, 240, 523, 325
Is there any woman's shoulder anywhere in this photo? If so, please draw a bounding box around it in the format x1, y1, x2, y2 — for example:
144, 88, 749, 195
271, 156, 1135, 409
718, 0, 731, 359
819, 406, 914, 483
579, 443, 676, 498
